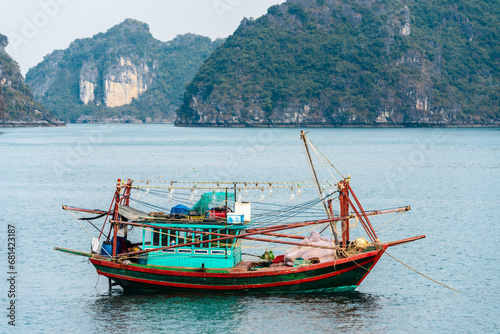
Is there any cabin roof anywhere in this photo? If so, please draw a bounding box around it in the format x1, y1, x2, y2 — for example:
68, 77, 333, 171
118, 205, 150, 221
118, 205, 246, 229
147, 221, 247, 229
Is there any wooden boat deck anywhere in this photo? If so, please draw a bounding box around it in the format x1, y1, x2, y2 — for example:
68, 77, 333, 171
230, 260, 290, 273
231, 261, 254, 272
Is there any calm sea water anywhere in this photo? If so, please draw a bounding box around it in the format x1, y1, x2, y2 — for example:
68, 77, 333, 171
0, 125, 498, 333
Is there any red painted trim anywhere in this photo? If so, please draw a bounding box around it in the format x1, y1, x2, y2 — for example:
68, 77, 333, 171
347, 183, 379, 241
356, 247, 387, 286
90, 250, 381, 279
97, 257, 376, 290
382, 235, 426, 247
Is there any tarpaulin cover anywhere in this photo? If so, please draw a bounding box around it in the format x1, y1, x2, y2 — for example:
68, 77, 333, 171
284, 231, 337, 266
170, 204, 190, 215
191, 192, 235, 215
118, 205, 150, 222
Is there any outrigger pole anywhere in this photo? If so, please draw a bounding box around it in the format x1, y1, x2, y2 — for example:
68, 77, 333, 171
114, 221, 341, 252
112, 204, 413, 260
63, 199, 410, 258
245, 206, 410, 232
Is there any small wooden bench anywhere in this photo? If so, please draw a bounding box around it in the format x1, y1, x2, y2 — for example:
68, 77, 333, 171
231, 261, 253, 272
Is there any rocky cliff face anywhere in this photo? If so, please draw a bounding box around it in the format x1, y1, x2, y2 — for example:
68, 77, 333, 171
79, 60, 98, 105
0, 34, 63, 127
26, 19, 222, 123
176, 0, 499, 127
102, 57, 152, 107
76, 56, 152, 108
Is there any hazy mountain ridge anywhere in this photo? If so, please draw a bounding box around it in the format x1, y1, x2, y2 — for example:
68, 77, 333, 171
176, 0, 499, 127
26, 19, 223, 123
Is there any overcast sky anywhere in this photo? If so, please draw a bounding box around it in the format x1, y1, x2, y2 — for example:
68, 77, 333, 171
1, 0, 285, 75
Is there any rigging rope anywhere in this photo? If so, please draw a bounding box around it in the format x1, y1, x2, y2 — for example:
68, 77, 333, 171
306, 137, 339, 183
151, 135, 298, 180
385, 251, 460, 293
129, 184, 336, 228
307, 138, 345, 179
68, 210, 98, 240
375, 211, 406, 233
252, 192, 336, 219
68, 211, 113, 257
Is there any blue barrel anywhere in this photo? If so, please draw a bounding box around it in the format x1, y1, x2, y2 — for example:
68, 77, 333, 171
100, 238, 125, 257
115, 237, 125, 254
101, 241, 113, 257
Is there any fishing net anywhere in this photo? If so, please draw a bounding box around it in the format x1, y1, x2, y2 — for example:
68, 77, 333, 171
190, 192, 235, 215
284, 231, 337, 266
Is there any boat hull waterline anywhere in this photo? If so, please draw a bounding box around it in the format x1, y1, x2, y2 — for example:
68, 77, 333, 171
90, 248, 385, 293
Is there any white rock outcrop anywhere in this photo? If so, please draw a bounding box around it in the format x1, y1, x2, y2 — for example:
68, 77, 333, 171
400, 6, 411, 36
103, 57, 150, 108
79, 61, 98, 105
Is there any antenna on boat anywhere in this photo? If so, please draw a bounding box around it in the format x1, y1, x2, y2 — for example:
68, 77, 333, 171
300, 131, 338, 244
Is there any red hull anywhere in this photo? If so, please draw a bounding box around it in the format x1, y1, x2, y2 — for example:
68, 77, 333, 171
90, 248, 386, 293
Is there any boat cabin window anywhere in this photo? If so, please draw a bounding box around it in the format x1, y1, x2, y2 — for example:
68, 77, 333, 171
194, 229, 204, 248
161, 230, 168, 247
177, 231, 186, 245
152, 228, 160, 246
152, 228, 179, 247
210, 229, 218, 248
150, 226, 240, 249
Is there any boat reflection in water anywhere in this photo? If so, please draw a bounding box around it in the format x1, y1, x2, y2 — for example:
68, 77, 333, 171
89, 290, 382, 332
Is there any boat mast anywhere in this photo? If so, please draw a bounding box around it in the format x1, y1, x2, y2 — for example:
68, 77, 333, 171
300, 131, 329, 215
112, 178, 122, 257
300, 131, 338, 243
339, 178, 350, 248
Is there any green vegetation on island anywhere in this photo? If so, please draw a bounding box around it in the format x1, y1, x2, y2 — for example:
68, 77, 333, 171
0, 34, 63, 126
177, 0, 499, 126
26, 19, 223, 123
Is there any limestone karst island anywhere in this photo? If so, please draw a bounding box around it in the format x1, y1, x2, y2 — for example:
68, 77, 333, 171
1, 0, 499, 127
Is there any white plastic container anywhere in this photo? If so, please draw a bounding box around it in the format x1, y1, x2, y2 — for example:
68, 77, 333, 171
227, 214, 244, 224
235, 202, 251, 222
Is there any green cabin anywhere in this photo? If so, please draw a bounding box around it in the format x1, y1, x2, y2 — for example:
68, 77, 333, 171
119, 191, 248, 269
142, 222, 245, 269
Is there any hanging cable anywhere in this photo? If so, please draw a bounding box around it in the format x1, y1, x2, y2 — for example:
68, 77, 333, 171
306, 137, 339, 183
385, 252, 460, 293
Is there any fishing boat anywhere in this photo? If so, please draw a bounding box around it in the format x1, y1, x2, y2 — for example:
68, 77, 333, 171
56, 131, 425, 293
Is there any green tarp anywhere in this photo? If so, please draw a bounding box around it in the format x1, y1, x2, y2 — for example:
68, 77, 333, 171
191, 192, 235, 215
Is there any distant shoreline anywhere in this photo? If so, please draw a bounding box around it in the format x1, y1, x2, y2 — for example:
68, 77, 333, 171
174, 122, 500, 128
2, 121, 499, 128
0, 120, 66, 127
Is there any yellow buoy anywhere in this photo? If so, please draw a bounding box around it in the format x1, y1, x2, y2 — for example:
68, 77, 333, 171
350, 237, 369, 251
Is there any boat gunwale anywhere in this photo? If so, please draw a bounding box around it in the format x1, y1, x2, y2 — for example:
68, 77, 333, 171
90, 247, 385, 279
94, 255, 383, 291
